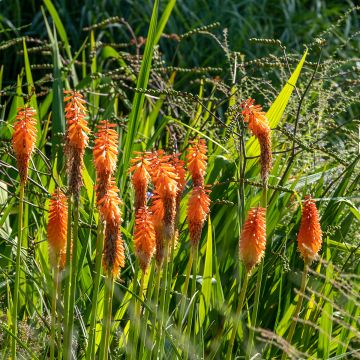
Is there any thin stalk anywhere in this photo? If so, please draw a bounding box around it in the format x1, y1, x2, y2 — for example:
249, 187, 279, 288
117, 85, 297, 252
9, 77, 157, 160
184, 246, 198, 360
178, 249, 194, 330
281, 262, 308, 360
50, 264, 60, 360
246, 186, 267, 360
63, 197, 72, 353
150, 266, 161, 359
99, 272, 114, 360
86, 220, 104, 360
128, 266, 139, 359
133, 273, 146, 358
226, 271, 249, 360
11, 182, 25, 359
64, 196, 79, 360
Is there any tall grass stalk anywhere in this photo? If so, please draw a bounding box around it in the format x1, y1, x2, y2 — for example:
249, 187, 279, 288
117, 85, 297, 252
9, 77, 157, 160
226, 271, 249, 360
86, 221, 104, 360
133, 272, 146, 358
50, 263, 60, 360
246, 186, 267, 359
151, 265, 162, 359
11, 182, 25, 359
64, 196, 79, 360
281, 262, 309, 360
99, 272, 114, 360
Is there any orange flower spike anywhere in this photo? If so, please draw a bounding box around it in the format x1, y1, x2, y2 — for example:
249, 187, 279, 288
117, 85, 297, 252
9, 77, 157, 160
297, 196, 322, 262
93, 121, 118, 177
47, 189, 68, 268
239, 207, 267, 272
186, 139, 208, 187
12, 107, 37, 183
97, 180, 122, 224
133, 206, 156, 272
171, 154, 186, 195
240, 98, 270, 138
187, 186, 211, 247
103, 221, 125, 277
129, 153, 151, 211
150, 193, 165, 265
64, 90, 90, 150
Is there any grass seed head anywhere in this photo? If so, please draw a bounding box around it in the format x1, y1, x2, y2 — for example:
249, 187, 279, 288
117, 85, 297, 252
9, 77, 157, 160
12, 107, 37, 184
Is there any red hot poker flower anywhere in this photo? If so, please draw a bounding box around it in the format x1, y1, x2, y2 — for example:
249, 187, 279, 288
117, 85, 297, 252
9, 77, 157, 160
297, 196, 322, 262
239, 207, 267, 272
12, 107, 37, 183
187, 186, 211, 247
47, 189, 68, 269
186, 139, 207, 187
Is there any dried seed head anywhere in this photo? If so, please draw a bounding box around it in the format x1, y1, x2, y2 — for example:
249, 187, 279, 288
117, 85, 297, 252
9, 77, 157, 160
258, 132, 272, 185
12, 107, 37, 183
103, 220, 125, 277
187, 186, 211, 247
186, 139, 207, 187
134, 206, 156, 272
93, 120, 118, 178
241, 98, 270, 137
47, 189, 68, 269
239, 207, 267, 271
129, 152, 151, 211
297, 196, 322, 262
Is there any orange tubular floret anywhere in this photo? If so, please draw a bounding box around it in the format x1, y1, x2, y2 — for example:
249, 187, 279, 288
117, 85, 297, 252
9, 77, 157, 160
241, 98, 270, 138
239, 207, 267, 271
297, 196, 322, 262
97, 180, 122, 224
186, 139, 207, 187
134, 206, 156, 272
64, 90, 90, 150
172, 154, 186, 195
47, 189, 68, 268
12, 107, 37, 183
93, 121, 118, 177
187, 186, 211, 247
129, 152, 151, 211
150, 193, 165, 265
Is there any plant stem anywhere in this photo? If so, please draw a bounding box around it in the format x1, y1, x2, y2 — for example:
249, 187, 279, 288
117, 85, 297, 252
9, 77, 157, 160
184, 246, 198, 360
226, 271, 249, 360
281, 262, 308, 360
64, 196, 79, 360
11, 182, 24, 360
99, 272, 114, 360
133, 273, 145, 358
50, 263, 60, 360
86, 220, 104, 360
150, 265, 161, 359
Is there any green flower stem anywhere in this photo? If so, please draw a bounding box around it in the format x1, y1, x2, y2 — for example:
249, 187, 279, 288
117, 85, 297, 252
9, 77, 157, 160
11, 181, 25, 360
99, 272, 114, 360
226, 271, 249, 360
281, 262, 308, 360
133, 273, 146, 358
50, 263, 60, 360
86, 220, 104, 360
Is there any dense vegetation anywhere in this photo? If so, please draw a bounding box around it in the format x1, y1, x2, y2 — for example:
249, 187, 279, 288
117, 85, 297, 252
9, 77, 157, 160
0, 1, 359, 359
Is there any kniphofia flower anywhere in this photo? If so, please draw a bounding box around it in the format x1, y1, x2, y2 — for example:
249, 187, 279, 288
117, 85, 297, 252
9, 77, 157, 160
47, 189, 68, 269
297, 196, 322, 262
129, 152, 151, 211
97, 179, 122, 224
241, 98, 272, 184
133, 206, 156, 272
186, 139, 207, 187
12, 107, 37, 183
150, 193, 165, 265
187, 186, 211, 247
64, 90, 90, 197
239, 207, 266, 271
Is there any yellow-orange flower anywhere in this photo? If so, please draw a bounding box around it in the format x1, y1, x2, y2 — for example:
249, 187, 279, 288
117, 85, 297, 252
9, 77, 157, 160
297, 196, 322, 262
186, 139, 207, 187
93, 120, 118, 178
12, 107, 37, 183
47, 189, 68, 268
103, 221, 125, 277
133, 206, 156, 272
241, 98, 270, 138
129, 152, 151, 211
187, 186, 211, 247
239, 207, 266, 271
150, 193, 165, 265
97, 179, 122, 224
